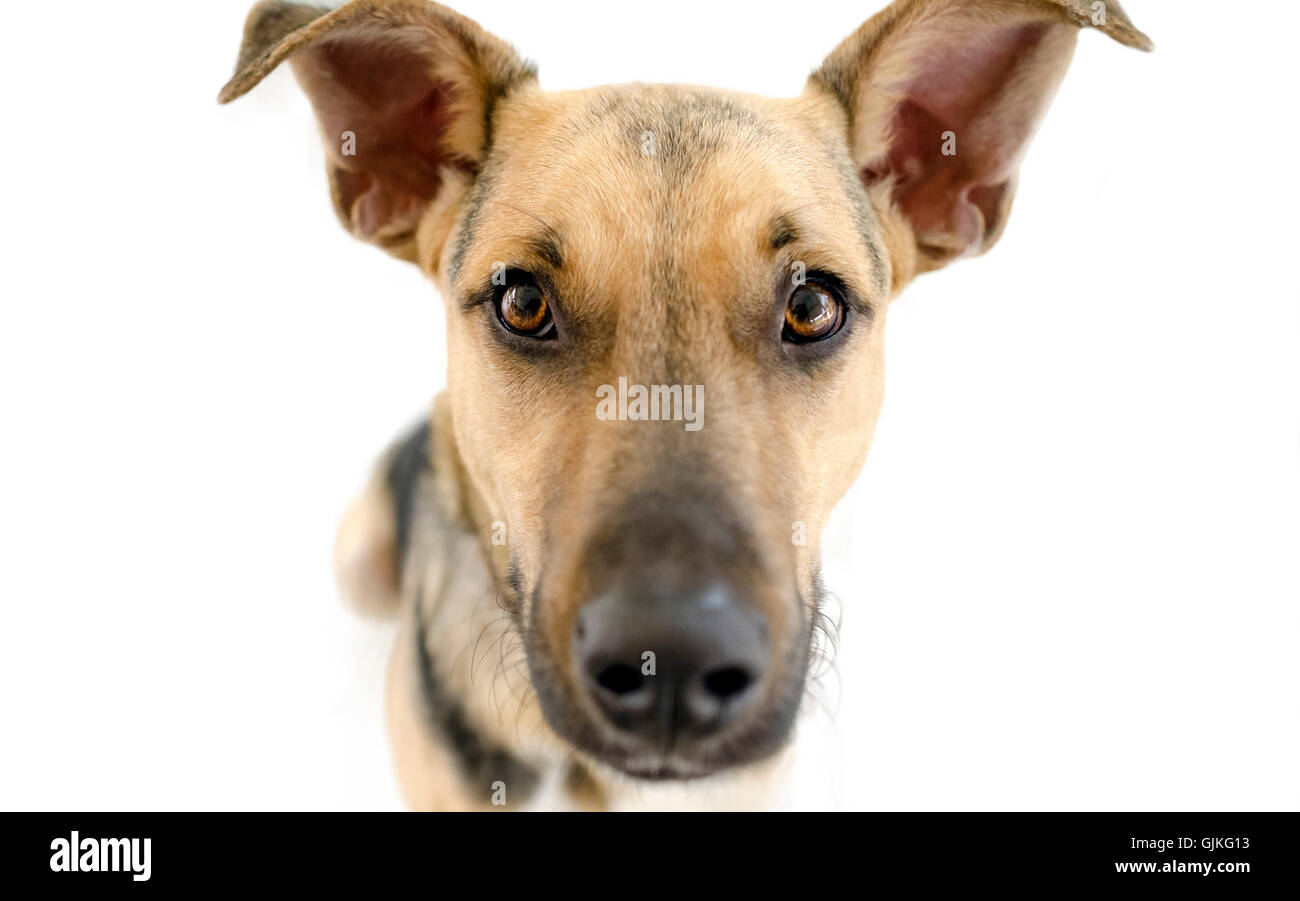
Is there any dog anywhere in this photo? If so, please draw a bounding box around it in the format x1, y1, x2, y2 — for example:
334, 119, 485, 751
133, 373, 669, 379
219, 0, 1151, 810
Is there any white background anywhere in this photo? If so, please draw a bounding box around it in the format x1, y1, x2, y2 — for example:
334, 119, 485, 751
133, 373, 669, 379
1, 0, 1296, 811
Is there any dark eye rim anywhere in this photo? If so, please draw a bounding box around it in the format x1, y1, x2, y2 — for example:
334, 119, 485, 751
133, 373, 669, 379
492, 270, 557, 340
781, 276, 848, 344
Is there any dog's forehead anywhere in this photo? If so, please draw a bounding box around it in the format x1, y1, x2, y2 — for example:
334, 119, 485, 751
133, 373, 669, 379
448, 84, 883, 304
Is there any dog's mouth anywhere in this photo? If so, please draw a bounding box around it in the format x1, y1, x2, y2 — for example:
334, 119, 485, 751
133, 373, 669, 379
605, 754, 721, 782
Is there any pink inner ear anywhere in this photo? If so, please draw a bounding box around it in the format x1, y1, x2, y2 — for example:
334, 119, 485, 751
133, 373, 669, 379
300, 36, 463, 241
868, 23, 1051, 258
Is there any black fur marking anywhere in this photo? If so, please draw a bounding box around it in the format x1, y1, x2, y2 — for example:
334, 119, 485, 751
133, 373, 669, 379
445, 58, 536, 283
831, 152, 889, 297
384, 420, 432, 579
414, 588, 541, 806
525, 233, 564, 271
771, 216, 798, 250
447, 167, 495, 284
504, 555, 526, 618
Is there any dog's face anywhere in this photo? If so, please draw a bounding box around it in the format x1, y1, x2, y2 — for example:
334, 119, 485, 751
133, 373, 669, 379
222, 0, 1150, 780
442, 86, 888, 776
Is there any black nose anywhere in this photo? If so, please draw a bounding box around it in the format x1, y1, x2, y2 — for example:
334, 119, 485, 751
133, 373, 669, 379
573, 584, 768, 744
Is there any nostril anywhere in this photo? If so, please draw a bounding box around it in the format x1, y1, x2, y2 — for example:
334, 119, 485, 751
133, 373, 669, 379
574, 587, 769, 736
701, 665, 752, 700
595, 662, 644, 696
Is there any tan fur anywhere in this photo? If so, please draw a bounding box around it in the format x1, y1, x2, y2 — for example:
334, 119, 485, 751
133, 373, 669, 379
333, 462, 401, 618
221, 0, 1151, 810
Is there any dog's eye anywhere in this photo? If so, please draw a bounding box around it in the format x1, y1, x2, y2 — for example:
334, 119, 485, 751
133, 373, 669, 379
497, 278, 555, 339
783, 281, 844, 343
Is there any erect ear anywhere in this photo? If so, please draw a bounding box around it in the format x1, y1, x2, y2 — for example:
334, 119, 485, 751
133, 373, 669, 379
218, 0, 535, 263
810, 0, 1151, 287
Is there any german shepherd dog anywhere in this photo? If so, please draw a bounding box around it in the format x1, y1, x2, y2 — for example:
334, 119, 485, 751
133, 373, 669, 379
219, 0, 1151, 809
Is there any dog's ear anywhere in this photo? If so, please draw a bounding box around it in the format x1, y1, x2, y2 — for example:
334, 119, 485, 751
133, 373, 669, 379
218, 0, 535, 263
811, 0, 1151, 286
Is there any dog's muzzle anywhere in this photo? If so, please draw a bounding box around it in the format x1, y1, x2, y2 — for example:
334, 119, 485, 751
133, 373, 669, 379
529, 485, 805, 780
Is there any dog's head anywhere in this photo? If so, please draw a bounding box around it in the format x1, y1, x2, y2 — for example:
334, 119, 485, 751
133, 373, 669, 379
222, 0, 1149, 780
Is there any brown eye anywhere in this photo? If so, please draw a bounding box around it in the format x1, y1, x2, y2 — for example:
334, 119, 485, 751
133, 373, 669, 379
497, 278, 555, 338
783, 281, 844, 343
